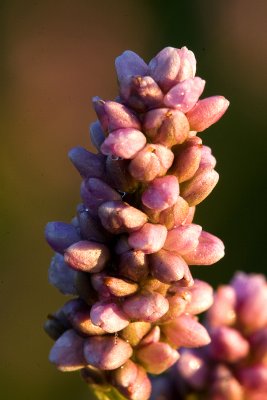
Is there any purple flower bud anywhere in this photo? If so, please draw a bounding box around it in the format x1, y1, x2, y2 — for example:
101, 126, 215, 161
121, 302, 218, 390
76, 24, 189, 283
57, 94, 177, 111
90, 300, 129, 333
237, 365, 267, 393
120, 75, 164, 112
143, 108, 190, 147
177, 349, 209, 389
112, 360, 152, 400
185, 279, 214, 315
118, 250, 149, 282
83, 336, 133, 370
122, 291, 169, 322
98, 200, 147, 234
209, 326, 249, 362
80, 177, 121, 213
100, 128, 146, 159
75, 271, 99, 306
98, 100, 141, 132
180, 167, 219, 206
139, 326, 161, 346
250, 328, 267, 363
207, 285, 236, 327
129, 144, 174, 182
44, 314, 69, 341
150, 249, 189, 283
128, 223, 167, 254
115, 50, 148, 84
142, 175, 179, 211
48, 253, 78, 295
114, 235, 131, 255
64, 240, 110, 273
136, 341, 179, 374
163, 224, 202, 255
162, 314, 211, 348
170, 136, 202, 183
164, 77, 205, 112
105, 156, 138, 192
149, 47, 180, 92
120, 321, 151, 347
186, 96, 230, 132
183, 231, 225, 265
68, 146, 105, 179
157, 196, 190, 229
45, 221, 80, 254
162, 290, 191, 321
176, 46, 197, 82
89, 121, 105, 151
90, 272, 111, 299
210, 365, 244, 400
77, 205, 108, 243
49, 329, 86, 371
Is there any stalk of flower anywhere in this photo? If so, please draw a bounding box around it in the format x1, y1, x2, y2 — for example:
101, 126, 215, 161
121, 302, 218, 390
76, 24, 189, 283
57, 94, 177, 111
44, 46, 229, 400
174, 272, 267, 400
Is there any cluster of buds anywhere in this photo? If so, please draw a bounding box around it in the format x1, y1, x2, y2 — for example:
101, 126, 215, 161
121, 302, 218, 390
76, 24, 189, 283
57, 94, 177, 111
175, 272, 267, 400
44, 46, 229, 400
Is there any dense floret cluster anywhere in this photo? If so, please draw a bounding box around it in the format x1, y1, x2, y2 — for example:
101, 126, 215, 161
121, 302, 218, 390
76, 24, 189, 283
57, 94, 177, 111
44, 46, 229, 400
171, 272, 267, 400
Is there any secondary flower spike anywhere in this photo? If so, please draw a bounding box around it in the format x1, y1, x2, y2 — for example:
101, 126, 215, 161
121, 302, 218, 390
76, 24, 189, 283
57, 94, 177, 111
45, 45, 229, 400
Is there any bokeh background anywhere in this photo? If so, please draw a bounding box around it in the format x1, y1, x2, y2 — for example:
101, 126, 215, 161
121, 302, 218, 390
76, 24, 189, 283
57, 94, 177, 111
1, 0, 267, 399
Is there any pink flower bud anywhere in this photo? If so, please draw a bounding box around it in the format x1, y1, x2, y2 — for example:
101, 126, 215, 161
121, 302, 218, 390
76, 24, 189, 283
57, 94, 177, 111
45, 221, 80, 254
48, 253, 78, 295
68, 146, 105, 179
148, 47, 180, 92
112, 360, 152, 400
128, 223, 167, 254
100, 128, 146, 159
183, 231, 225, 265
237, 365, 267, 392
103, 276, 138, 297
164, 77, 205, 112
49, 329, 86, 371
142, 277, 169, 296
98, 201, 147, 234
207, 285, 236, 327
81, 178, 121, 213
250, 328, 267, 364
210, 366, 244, 400
183, 206, 196, 224
186, 279, 214, 315
170, 136, 202, 183
199, 145, 217, 170
129, 144, 174, 182
162, 314, 211, 348
139, 326, 161, 346
177, 349, 209, 389
142, 176, 179, 211
176, 46, 197, 82
180, 167, 219, 206
118, 250, 149, 282
99, 100, 141, 132
157, 196, 190, 229
210, 326, 249, 362
90, 272, 111, 299
164, 224, 202, 255
143, 108, 190, 147
120, 322, 151, 347
89, 121, 105, 151
64, 240, 110, 273
186, 96, 230, 132
83, 336, 133, 370
115, 50, 148, 84
162, 290, 191, 321
122, 291, 169, 322
150, 249, 189, 283
90, 300, 129, 333
120, 75, 163, 112
136, 341, 179, 374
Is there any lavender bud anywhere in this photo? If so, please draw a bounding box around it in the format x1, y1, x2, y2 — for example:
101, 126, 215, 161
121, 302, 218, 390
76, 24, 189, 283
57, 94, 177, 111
49, 329, 86, 371
164, 77, 205, 112
207, 285, 236, 327
136, 342, 179, 374
48, 253, 78, 295
45, 221, 80, 254
163, 224, 202, 255
176, 349, 209, 389
128, 223, 167, 254
89, 121, 105, 151
150, 249, 189, 283
115, 50, 148, 84
183, 231, 225, 265
142, 175, 179, 211
120, 322, 151, 347
90, 300, 129, 333
103, 276, 138, 297
139, 326, 161, 346
68, 146, 105, 179
210, 366, 244, 400
83, 336, 133, 370
185, 279, 214, 315
176, 46, 197, 82
77, 204, 108, 243
209, 326, 249, 362
122, 291, 169, 322
98, 200, 147, 234
98, 100, 141, 132
237, 365, 267, 393
157, 196, 190, 229
100, 128, 146, 159
118, 250, 149, 282
64, 240, 110, 273
105, 155, 138, 192
149, 46, 180, 92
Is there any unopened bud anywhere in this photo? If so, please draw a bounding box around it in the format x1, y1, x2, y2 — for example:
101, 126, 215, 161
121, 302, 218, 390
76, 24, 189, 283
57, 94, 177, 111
183, 231, 224, 265
90, 300, 129, 333
136, 341, 179, 374
164, 224, 202, 255
128, 223, 167, 254
100, 128, 146, 159
89, 121, 105, 152
164, 77, 205, 112
149, 46, 180, 92
150, 249, 188, 283
48, 253, 78, 295
115, 50, 148, 84
176, 46, 197, 82
68, 146, 105, 179
186, 279, 213, 315
209, 326, 249, 362
142, 175, 179, 211
45, 221, 80, 254
118, 250, 149, 282
120, 322, 151, 347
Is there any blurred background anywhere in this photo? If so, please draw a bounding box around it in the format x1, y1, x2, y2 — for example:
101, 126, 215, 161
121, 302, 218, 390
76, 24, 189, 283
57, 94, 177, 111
1, 0, 267, 399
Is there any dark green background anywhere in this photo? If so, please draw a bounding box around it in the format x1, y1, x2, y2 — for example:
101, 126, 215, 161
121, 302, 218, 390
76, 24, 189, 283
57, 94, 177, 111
1, 1, 266, 399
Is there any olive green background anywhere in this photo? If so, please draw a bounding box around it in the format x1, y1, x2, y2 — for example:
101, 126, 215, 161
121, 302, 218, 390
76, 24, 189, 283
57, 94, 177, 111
1, 1, 266, 399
